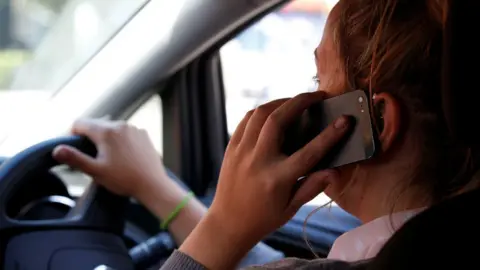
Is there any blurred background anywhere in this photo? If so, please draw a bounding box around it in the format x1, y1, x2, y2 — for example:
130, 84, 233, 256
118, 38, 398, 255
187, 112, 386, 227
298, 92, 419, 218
0, 0, 336, 204
0, 0, 335, 134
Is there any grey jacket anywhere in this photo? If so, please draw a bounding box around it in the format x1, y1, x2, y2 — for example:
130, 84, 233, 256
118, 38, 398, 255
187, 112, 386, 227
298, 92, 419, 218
160, 250, 371, 270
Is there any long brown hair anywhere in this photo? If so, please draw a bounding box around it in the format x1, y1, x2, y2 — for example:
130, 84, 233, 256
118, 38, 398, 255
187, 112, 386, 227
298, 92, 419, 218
330, 0, 479, 205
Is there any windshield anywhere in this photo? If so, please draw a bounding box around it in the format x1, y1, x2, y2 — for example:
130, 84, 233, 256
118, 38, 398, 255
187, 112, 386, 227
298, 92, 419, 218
0, 0, 149, 99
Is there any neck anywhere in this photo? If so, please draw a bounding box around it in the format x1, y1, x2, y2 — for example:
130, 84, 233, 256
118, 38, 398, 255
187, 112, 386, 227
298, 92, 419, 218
339, 165, 429, 224
356, 182, 426, 223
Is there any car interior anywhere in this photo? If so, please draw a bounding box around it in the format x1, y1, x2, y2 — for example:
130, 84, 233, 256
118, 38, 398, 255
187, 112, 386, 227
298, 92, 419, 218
0, 0, 361, 269
0, 0, 477, 269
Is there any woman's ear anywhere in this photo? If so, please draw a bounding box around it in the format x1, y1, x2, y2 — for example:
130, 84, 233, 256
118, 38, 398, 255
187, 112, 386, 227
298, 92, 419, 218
373, 92, 401, 152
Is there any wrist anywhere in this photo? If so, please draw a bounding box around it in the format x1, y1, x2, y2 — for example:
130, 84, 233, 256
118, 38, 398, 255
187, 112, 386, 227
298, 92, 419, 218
159, 191, 195, 230
134, 174, 189, 220
133, 169, 175, 195
179, 212, 257, 269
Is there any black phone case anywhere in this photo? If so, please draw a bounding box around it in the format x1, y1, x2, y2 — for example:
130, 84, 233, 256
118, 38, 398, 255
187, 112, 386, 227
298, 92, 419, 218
282, 90, 376, 173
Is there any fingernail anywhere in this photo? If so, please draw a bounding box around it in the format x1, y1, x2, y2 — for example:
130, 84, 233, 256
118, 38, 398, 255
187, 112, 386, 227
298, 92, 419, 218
334, 116, 349, 129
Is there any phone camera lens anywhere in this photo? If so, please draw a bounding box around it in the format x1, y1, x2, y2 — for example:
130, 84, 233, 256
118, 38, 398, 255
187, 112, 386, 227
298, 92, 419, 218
358, 97, 364, 103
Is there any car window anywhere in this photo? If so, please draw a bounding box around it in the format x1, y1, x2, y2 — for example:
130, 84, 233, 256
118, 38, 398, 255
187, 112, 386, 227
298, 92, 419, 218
220, 0, 337, 206
1, 0, 149, 92
0, 0, 150, 147
128, 95, 163, 156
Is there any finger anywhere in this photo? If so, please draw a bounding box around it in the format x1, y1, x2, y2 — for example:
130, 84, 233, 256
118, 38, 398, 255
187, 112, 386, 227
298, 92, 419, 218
286, 115, 350, 178
257, 92, 325, 151
52, 145, 100, 176
229, 110, 254, 146
286, 170, 336, 214
71, 118, 113, 142
241, 98, 289, 147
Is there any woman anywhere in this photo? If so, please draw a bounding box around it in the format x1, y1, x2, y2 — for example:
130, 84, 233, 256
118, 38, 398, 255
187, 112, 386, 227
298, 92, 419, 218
51, 117, 284, 267
53, 0, 474, 269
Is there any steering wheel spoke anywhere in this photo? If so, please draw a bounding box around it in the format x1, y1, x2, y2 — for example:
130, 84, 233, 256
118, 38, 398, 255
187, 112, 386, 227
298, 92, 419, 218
0, 136, 133, 270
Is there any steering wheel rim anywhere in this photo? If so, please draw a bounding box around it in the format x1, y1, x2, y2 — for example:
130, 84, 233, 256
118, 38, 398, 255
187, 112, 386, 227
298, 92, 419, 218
0, 136, 132, 269
0, 136, 127, 232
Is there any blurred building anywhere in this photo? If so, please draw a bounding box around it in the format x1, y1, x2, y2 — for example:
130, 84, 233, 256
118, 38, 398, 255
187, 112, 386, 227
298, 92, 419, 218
222, 0, 335, 133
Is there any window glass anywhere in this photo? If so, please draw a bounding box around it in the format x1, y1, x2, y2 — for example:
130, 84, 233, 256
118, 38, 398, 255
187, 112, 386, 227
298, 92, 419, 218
1, 0, 149, 92
0, 0, 150, 153
220, 0, 337, 206
127, 95, 163, 155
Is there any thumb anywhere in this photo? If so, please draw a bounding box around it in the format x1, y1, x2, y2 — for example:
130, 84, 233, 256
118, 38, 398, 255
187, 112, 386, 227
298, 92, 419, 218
53, 145, 99, 176
287, 170, 337, 213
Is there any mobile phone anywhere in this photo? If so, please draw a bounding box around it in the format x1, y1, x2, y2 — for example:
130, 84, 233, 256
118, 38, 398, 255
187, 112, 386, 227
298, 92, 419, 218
282, 90, 376, 172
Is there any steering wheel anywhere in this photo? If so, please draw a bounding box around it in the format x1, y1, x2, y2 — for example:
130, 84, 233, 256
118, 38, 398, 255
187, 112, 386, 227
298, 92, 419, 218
0, 136, 134, 270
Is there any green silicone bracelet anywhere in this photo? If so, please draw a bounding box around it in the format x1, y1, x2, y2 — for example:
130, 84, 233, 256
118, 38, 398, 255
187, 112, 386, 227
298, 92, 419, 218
160, 191, 194, 230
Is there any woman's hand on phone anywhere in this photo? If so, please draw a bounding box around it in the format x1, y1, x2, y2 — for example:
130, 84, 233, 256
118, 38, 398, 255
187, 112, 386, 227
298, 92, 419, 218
180, 91, 351, 269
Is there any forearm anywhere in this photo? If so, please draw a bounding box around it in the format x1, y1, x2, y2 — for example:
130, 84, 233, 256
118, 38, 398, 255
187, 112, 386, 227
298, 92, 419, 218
136, 178, 207, 244
134, 176, 281, 269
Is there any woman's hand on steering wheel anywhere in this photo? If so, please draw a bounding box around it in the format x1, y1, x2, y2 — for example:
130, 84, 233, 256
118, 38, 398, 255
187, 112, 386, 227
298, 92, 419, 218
52, 119, 170, 198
